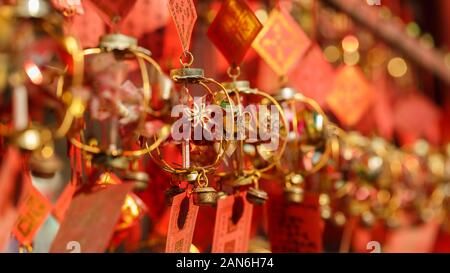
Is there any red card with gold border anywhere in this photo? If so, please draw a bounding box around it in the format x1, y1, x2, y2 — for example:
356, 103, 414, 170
211, 192, 253, 253
326, 65, 374, 127
50, 180, 134, 253
253, 8, 311, 76
12, 176, 52, 246
207, 0, 262, 66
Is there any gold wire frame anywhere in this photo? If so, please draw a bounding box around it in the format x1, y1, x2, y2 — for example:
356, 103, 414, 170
148, 77, 236, 176
69, 45, 170, 158
224, 86, 289, 175
276, 93, 332, 176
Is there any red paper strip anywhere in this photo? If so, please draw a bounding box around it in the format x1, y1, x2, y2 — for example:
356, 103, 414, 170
253, 8, 311, 76
326, 65, 374, 127
52, 181, 77, 222
267, 193, 324, 253
207, 0, 262, 66
50, 182, 134, 253
12, 179, 52, 246
165, 193, 199, 253
212, 193, 253, 253
168, 0, 197, 52
0, 148, 26, 251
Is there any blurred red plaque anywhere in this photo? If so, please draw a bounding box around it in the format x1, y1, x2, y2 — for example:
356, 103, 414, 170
50, 182, 134, 253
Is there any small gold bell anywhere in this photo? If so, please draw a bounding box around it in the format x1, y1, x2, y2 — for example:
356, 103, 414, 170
165, 186, 185, 205
123, 171, 150, 192
192, 187, 217, 206
246, 187, 268, 205
284, 186, 304, 204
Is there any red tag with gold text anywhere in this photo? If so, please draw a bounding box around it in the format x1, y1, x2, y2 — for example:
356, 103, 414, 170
207, 0, 262, 66
168, 0, 197, 52
12, 179, 52, 246
50, 180, 134, 253
165, 193, 199, 253
212, 193, 253, 253
326, 65, 374, 127
267, 193, 323, 253
253, 8, 311, 76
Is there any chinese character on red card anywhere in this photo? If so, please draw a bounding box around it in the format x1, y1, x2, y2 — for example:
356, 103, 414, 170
12, 180, 52, 246
166, 193, 199, 253
253, 8, 311, 76
212, 192, 253, 253
207, 0, 262, 66
267, 193, 324, 253
50, 182, 134, 253
168, 0, 197, 52
326, 65, 374, 127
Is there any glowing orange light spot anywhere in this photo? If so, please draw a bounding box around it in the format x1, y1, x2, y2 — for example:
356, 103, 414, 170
342, 35, 359, 53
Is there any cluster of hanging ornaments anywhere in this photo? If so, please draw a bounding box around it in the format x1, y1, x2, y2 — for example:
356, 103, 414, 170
0, 0, 449, 254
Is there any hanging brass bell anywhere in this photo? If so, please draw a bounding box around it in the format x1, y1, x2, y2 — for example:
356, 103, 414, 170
29, 150, 63, 178
246, 187, 268, 205
192, 187, 217, 206
123, 171, 150, 192
165, 186, 185, 205
284, 186, 304, 204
